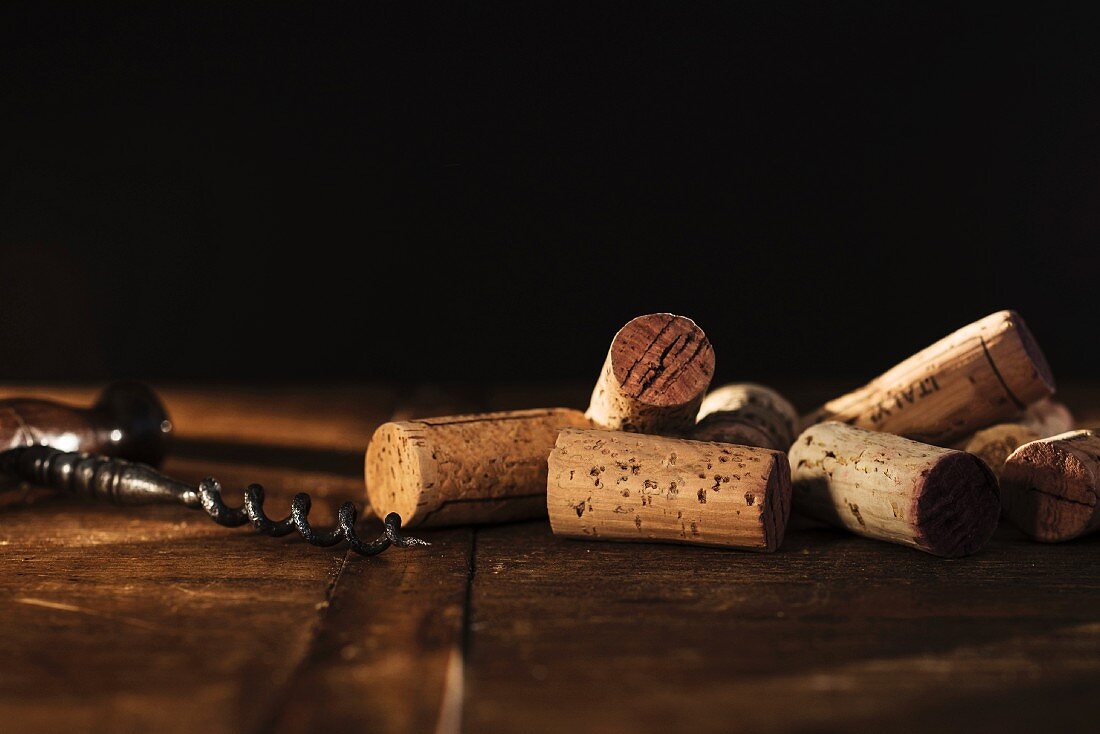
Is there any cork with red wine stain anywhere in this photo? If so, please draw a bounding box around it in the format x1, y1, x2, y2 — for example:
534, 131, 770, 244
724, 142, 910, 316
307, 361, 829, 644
789, 422, 999, 557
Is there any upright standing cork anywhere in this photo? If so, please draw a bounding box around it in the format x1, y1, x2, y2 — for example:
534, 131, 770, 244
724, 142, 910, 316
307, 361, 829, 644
1001, 430, 1100, 542
586, 313, 715, 435
547, 428, 790, 551
365, 408, 591, 528
692, 383, 799, 451
804, 310, 1055, 445
955, 399, 1074, 481
789, 422, 1000, 557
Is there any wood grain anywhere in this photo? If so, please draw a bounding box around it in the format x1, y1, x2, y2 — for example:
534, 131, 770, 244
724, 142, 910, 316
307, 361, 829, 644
4, 382, 1100, 734
0, 385, 400, 734
464, 522, 1100, 734
0, 463, 364, 733
0, 384, 398, 452
270, 385, 485, 734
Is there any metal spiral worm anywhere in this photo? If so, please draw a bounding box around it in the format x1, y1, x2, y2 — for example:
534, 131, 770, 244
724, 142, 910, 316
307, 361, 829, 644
0, 445, 429, 557
199, 478, 429, 555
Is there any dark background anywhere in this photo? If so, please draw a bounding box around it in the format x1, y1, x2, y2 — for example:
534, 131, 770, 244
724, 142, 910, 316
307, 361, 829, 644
1, 2, 1097, 385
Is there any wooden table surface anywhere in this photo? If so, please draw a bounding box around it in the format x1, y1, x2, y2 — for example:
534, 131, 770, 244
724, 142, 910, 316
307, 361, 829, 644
3, 382, 1100, 734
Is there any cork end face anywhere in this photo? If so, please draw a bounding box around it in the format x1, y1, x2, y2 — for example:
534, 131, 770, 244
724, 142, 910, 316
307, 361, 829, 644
1006, 310, 1056, 394
608, 313, 715, 407
963, 424, 1040, 478
761, 452, 792, 552
1001, 438, 1095, 542
915, 452, 1000, 557
364, 422, 426, 527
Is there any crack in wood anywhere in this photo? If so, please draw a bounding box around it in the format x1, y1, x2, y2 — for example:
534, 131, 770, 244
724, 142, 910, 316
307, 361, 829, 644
252, 549, 351, 734
435, 529, 478, 734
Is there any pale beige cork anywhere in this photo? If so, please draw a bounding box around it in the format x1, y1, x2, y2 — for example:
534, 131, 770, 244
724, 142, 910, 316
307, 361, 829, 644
804, 310, 1054, 445
547, 427, 790, 551
789, 422, 999, 557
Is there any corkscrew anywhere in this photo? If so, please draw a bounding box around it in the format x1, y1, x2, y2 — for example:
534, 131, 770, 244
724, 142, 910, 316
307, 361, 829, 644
0, 384, 427, 557
0, 446, 426, 555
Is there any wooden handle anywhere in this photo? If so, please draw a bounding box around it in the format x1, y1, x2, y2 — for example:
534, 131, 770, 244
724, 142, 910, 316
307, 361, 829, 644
953, 399, 1074, 482
364, 408, 591, 528
803, 310, 1054, 445
547, 428, 790, 551
1001, 429, 1100, 542
0, 382, 172, 467
692, 383, 799, 450
789, 422, 999, 557
585, 313, 715, 435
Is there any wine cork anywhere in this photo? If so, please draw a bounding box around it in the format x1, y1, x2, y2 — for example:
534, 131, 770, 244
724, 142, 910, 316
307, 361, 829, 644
585, 313, 715, 435
789, 422, 999, 557
1019, 397, 1074, 436
804, 310, 1055, 445
547, 428, 790, 551
1001, 430, 1100, 542
365, 408, 591, 528
954, 399, 1074, 480
957, 424, 1041, 481
692, 383, 799, 450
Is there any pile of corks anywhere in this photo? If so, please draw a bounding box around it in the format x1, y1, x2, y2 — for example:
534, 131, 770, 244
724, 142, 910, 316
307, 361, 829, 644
365, 311, 1092, 557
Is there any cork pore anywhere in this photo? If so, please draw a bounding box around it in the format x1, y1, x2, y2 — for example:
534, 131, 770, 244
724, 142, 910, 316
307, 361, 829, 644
915, 452, 1000, 557
964, 424, 1040, 478
1002, 440, 1095, 542
609, 313, 714, 407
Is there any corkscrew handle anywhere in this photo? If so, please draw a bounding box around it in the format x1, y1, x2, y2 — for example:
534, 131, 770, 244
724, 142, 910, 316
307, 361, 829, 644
0, 445, 196, 506
0, 382, 172, 467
